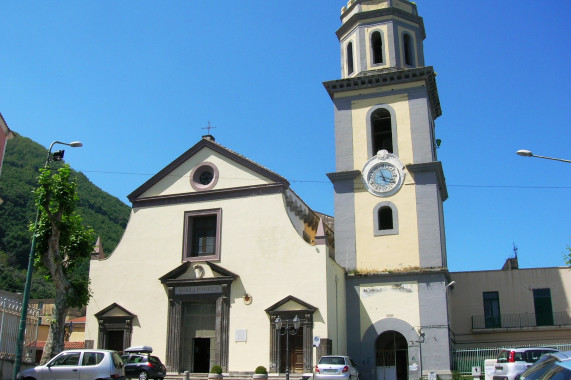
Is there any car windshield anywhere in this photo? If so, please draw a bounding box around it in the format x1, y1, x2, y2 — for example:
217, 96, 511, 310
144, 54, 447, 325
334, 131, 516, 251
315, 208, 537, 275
149, 356, 162, 365
520, 356, 559, 380
112, 352, 123, 368
82, 352, 104, 366
49, 352, 81, 366
320, 357, 346, 365
123, 355, 145, 364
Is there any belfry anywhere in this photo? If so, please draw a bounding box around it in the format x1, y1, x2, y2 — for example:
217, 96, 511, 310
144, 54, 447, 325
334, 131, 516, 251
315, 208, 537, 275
324, 0, 451, 378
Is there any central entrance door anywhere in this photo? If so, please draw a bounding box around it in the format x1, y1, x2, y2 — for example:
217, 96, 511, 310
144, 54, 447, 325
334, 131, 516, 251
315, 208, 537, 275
182, 302, 216, 372
193, 338, 211, 373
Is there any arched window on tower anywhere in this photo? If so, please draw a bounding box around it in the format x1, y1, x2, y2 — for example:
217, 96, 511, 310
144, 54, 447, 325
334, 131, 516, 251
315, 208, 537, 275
403, 33, 415, 66
371, 108, 393, 154
374, 202, 398, 236
347, 42, 354, 75
378, 207, 393, 230
371, 31, 383, 65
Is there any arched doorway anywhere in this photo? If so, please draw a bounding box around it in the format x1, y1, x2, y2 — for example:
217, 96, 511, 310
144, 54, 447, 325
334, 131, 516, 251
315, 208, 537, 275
375, 331, 408, 380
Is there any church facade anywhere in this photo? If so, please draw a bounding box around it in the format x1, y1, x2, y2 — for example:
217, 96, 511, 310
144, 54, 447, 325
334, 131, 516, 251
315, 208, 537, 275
85, 136, 345, 374
86, 1, 454, 379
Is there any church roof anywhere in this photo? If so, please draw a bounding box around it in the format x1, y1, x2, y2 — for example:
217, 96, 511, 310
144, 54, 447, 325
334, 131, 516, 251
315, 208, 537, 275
128, 135, 290, 203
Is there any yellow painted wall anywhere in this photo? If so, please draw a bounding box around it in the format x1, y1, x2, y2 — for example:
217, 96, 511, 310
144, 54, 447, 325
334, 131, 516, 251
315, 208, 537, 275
350, 94, 420, 271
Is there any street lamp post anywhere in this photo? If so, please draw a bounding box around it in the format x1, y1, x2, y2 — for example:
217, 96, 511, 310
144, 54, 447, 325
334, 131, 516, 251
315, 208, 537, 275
275, 315, 301, 380
516, 150, 571, 163
13, 140, 82, 378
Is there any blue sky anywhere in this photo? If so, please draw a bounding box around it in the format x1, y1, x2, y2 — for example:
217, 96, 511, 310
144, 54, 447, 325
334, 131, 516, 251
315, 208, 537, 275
1, 1, 569, 272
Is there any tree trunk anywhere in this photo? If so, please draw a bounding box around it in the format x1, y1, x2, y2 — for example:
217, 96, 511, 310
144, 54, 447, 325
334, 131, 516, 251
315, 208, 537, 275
39, 223, 71, 364
40, 291, 70, 364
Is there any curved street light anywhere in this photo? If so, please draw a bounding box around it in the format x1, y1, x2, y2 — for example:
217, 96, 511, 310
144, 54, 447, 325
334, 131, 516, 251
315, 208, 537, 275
274, 315, 302, 380
516, 149, 571, 163
13, 140, 83, 378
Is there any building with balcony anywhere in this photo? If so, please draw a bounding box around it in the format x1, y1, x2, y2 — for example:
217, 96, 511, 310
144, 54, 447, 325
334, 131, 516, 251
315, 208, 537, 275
449, 263, 571, 348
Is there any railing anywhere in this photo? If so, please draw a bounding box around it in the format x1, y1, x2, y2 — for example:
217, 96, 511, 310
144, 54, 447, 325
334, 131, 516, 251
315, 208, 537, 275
0, 297, 40, 362
472, 311, 571, 330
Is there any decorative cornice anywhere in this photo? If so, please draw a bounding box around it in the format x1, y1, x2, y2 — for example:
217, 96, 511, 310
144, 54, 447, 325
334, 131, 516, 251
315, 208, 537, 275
326, 170, 361, 183
131, 183, 285, 208
337, 6, 425, 40
159, 261, 237, 287
323, 66, 441, 119
406, 161, 448, 201
347, 266, 449, 279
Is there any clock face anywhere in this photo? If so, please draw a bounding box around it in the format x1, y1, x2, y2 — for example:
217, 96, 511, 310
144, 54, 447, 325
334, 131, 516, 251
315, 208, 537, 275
361, 150, 405, 197
368, 163, 400, 193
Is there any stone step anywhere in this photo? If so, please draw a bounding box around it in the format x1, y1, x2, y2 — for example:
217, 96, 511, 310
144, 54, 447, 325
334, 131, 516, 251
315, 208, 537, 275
163, 373, 311, 380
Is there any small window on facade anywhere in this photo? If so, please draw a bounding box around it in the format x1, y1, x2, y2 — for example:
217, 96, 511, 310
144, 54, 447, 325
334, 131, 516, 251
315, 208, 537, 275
371, 108, 393, 154
533, 288, 554, 326
347, 42, 354, 75
371, 31, 383, 64
192, 215, 216, 256
403, 33, 414, 66
378, 207, 393, 230
190, 162, 219, 191
183, 209, 222, 261
374, 202, 398, 236
483, 291, 501, 328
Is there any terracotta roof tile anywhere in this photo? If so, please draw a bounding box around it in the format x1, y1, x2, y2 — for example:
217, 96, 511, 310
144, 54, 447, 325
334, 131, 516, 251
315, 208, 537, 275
27, 341, 85, 349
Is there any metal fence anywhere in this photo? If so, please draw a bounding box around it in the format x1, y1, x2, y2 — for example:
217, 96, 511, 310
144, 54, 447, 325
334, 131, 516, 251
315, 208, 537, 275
0, 297, 40, 362
452, 343, 571, 375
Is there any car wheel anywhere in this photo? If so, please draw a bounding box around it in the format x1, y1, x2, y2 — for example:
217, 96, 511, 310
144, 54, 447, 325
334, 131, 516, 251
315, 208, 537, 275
138, 371, 149, 380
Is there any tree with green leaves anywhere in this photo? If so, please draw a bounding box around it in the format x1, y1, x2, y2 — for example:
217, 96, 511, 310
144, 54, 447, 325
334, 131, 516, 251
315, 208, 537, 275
32, 164, 94, 363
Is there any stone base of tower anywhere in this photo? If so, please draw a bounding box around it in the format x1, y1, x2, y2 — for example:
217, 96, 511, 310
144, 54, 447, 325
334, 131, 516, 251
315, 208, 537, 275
345, 270, 452, 380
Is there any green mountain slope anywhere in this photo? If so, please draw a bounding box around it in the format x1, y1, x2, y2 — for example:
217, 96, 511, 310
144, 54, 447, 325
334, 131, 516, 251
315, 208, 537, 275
0, 133, 130, 297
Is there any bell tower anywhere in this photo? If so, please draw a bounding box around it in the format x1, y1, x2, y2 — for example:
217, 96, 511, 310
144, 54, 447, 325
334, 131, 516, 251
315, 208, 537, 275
325, 0, 452, 378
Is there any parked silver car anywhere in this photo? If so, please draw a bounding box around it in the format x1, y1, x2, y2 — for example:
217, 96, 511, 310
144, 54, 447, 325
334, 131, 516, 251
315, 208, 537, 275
314, 355, 359, 380
16, 349, 125, 380
493, 347, 559, 380
520, 351, 571, 380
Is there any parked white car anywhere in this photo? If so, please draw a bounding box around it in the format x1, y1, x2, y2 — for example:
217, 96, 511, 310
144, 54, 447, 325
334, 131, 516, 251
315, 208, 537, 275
314, 355, 359, 380
493, 347, 559, 380
16, 349, 125, 380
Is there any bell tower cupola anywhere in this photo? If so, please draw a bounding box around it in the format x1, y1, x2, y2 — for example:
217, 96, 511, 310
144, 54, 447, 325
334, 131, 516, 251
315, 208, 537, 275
338, 0, 426, 78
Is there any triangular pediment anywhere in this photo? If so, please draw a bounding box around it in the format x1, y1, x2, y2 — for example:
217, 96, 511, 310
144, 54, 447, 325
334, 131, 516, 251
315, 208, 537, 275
159, 261, 238, 287
94, 303, 135, 318
128, 137, 289, 204
265, 295, 317, 314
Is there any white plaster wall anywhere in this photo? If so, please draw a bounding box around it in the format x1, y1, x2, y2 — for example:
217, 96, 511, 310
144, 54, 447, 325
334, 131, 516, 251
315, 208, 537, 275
358, 281, 420, 337
86, 172, 341, 371
140, 148, 272, 198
